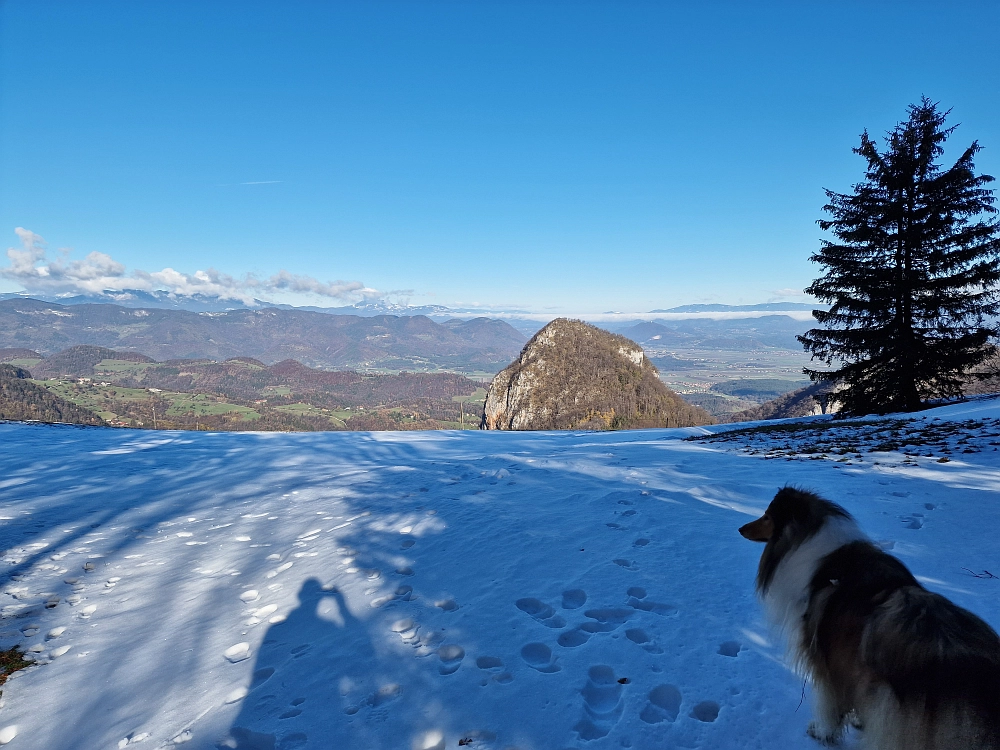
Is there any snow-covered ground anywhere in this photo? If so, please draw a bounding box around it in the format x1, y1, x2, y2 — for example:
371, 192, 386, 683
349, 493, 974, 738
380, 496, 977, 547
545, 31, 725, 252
1, 399, 999, 750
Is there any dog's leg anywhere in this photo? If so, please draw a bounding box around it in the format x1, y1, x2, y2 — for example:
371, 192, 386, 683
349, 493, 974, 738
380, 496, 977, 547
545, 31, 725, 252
806, 681, 846, 745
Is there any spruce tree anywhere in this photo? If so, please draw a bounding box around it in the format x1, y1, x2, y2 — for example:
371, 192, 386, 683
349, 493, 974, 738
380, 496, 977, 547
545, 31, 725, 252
799, 98, 1000, 415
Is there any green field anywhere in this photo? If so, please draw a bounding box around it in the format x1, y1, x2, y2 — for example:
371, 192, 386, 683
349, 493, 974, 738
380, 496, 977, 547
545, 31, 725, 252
272, 402, 347, 426
164, 394, 260, 420
452, 387, 488, 404
94, 359, 157, 374
5, 358, 42, 369
33, 380, 260, 424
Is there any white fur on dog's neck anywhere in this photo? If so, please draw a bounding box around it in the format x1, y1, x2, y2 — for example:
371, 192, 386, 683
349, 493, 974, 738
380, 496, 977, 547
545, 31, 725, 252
762, 515, 868, 654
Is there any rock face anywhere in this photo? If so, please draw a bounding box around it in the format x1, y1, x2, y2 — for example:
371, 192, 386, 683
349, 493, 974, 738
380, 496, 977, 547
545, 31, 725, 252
481, 319, 713, 431
726, 381, 839, 422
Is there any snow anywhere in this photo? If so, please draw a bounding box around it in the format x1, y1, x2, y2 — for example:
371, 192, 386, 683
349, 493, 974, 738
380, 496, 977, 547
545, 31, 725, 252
0, 398, 999, 750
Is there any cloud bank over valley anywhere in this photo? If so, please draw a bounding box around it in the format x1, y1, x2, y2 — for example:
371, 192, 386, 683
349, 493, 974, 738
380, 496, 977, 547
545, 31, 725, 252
2, 228, 380, 306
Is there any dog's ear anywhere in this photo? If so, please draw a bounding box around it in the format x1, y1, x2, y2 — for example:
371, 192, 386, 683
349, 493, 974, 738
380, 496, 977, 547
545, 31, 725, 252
739, 514, 773, 543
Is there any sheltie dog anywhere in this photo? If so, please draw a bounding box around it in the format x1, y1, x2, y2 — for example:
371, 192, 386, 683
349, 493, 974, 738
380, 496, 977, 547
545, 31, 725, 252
739, 487, 1000, 749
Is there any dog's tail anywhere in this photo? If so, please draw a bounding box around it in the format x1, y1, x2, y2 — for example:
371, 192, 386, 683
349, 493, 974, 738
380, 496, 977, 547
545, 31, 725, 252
863, 585, 1000, 747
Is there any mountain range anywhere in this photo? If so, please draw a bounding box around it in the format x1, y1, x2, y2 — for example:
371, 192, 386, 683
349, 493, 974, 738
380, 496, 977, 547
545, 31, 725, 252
0, 293, 820, 379
613, 317, 811, 351
0, 298, 525, 372
0, 290, 819, 320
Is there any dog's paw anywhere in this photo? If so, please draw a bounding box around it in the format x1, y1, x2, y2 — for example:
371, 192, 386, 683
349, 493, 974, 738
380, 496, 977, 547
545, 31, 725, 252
806, 722, 842, 745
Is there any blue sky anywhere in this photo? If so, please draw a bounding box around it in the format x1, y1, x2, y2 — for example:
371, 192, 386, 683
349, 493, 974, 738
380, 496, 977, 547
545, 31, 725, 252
1, 1, 998, 313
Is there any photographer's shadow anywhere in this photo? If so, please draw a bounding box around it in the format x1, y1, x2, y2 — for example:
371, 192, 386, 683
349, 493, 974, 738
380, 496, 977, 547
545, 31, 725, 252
219, 577, 383, 750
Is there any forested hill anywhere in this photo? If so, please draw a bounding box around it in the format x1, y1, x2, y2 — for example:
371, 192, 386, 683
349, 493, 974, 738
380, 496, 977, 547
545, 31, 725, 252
0, 365, 104, 426
483, 319, 713, 430
0, 298, 525, 372
1, 347, 487, 431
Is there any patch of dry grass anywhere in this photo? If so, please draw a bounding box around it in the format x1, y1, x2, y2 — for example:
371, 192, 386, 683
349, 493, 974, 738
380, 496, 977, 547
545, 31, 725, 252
0, 647, 30, 686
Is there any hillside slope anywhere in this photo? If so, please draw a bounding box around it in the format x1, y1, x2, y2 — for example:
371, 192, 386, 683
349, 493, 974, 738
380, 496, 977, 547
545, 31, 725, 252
725, 381, 835, 422
20, 347, 486, 431
0, 365, 104, 426
482, 318, 713, 430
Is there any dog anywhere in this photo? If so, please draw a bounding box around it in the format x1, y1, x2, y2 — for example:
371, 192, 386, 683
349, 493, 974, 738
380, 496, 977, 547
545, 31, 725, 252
739, 486, 1000, 749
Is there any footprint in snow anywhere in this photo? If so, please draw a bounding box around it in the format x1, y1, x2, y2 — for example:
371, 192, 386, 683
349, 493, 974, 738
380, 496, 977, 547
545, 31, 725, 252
344, 683, 402, 715
901, 514, 924, 530
224, 643, 251, 663
278, 733, 308, 750
581, 608, 633, 633
626, 588, 678, 617
438, 644, 465, 675
717, 641, 742, 657
625, 628, 663, 654
520, 642, 560, 673
515, 598, 566, 628
476, 656, 512, 684
218, 727, 275, 749
391, 618, 421, 646
639, 684, 682, 724
575, 665, 625, 741
561, 589, 587, 610
559, 607, 632, 646
633, 538, 650, 547
690, 700, 720, 722
558, 628, 591, 648
613, 559, 638, 571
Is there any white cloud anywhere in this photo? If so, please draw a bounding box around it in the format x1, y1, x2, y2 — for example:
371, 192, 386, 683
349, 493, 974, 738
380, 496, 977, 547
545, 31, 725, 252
7, 228, 48, 276
267, 270, 380, 301
768, 287, 811, 301
1, 228, 378, 304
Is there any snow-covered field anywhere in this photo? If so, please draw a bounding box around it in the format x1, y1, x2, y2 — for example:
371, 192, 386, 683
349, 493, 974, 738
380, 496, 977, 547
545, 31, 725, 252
1, 399, 999, 750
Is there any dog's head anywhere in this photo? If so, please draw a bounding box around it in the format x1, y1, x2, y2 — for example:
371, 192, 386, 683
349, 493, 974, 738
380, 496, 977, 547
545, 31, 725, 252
739, 486, 849, 543
740, 486, 854, 591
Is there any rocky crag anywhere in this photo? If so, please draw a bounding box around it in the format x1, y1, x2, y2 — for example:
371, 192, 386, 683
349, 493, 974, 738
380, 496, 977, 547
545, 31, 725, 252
481, 318, 713, 430
725, 380, 837, 422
